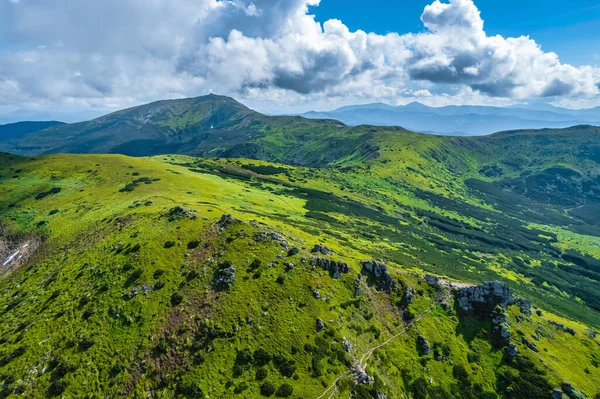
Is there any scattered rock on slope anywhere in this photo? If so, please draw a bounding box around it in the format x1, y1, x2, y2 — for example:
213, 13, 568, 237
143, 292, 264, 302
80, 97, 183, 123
417, 335, 431, 355
562, 382, 586, 399
213, 264, 236, 289
311, 244, 334, 255
362, 260, 397, 292
456, 281, 516, 315
216, 214, 238, 230
316, 319, 325, 332
310, 257, 350, 279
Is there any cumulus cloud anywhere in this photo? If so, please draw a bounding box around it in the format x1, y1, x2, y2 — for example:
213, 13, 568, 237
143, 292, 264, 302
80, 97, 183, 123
0, 0, 598, 111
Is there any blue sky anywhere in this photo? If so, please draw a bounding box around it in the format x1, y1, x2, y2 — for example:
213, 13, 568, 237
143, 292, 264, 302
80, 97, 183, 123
312, 0, 600, 66
1, 0, 599, 117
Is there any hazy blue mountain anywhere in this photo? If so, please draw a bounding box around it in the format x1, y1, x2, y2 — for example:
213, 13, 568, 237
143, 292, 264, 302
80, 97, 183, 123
0, 109, 108, 125
0, 121, 65, 142
302, 102, 600, 135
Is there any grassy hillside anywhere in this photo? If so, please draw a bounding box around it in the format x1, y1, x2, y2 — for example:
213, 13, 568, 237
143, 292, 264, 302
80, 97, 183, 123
0, 95, 377, 166
0, 151, 599, 398
1, 97, 600, 398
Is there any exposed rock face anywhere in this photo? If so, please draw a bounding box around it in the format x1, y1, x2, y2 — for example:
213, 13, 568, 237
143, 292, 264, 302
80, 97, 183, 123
168, 206, 196, 221
311, 244, 334, 255
254, 231, 288, 248
216, 214, 238, 230
310, 257, 350, 279
362, 260, 397, 292
403, 288, 416, 305
424, 274, 440, 287
521, 337, 539, 352
491, 308, 512, 346
213, 266, 236, 289
456, 281, 516, 316
417, 335, 431, 355
316, 319, 325, 332
351, 364, 374, 385
519, 299, 532, 316
287, 246, 299, 256
342, 337, 352, 352
550, 321, 577, 336
505, 343, 518, 359
551, 389, 564, 399
354, 275, 363, 297
269, 233, 288, 248
562, 382, 586, 399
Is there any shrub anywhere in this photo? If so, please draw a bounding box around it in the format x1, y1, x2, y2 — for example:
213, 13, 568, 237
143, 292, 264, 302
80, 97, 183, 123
453, 364, 471, 385
153, 269, 164, 279
276, 383, 294, 397
170, 292, 184, 306
234, 382, 249, 394
254, 348, 272, 366
249, 258, 262, 270
256, 368, 268, 380
278, 361, 296, 377
468, 352, 481, 363
411, 377, 428, 399
35, 187, 61, 200
48, 380, 67, 396
82, 308, 96, 320
175, 381, 203, 397
236, 349, 253, 365
187, 240, 200, 249
232, 364, 246, 378
164, 241, 176, 248
79, 338, 95, 351
260, 382, 276, 397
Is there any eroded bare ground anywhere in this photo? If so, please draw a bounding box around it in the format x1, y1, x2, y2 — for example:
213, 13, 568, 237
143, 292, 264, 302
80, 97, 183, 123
0, 236, 42, 274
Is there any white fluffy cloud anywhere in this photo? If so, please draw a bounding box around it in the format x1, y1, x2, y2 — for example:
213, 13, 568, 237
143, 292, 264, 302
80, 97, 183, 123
0, 0, 598, 112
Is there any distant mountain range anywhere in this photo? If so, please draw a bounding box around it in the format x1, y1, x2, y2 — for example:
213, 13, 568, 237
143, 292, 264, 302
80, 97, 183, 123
302, 102, 600, 135
0, 121, 65, 142
0, 95, 379, 166
0, 109, 107, 125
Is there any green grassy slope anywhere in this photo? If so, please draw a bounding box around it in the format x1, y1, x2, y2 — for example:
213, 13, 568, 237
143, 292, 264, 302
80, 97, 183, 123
0, 95, 378, 166
0, 153, 599, 398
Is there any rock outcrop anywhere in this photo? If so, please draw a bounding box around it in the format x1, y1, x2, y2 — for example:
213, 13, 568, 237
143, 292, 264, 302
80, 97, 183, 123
562, 382, 586, 399
168, 206, 197, 221
424, 274, 440, 287
491, 307, 512, 346
351, 364, 374, 385
213, 265, 236, 289
550, 321, 577, 336
505, 343, 518, 359
310, 257, 350, 279
521, 337, 539, 352
255, 231, 288, 248
311, 244, 334, 255
417, 335, 431, 355
456, 281, 516, 315
316, 319, 325, 332
216, 214, 238, 230
362, 260, 397, 292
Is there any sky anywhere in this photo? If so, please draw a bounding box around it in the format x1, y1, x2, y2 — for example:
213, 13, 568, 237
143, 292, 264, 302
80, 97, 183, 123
1, 0, 599, 118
